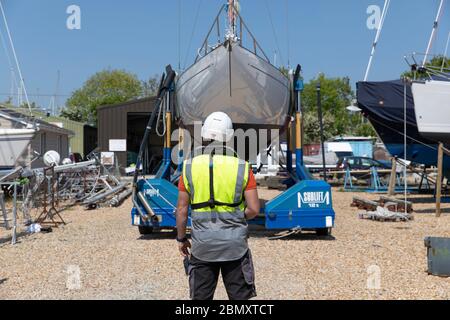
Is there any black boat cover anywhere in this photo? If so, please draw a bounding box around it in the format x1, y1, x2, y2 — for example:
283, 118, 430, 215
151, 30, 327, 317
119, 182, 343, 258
357, 80, 416, 128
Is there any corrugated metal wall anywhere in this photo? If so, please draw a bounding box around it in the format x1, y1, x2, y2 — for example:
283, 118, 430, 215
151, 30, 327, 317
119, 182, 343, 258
29, 131, 70, 168
97, 97, 157, 171
48, 117, 84, 155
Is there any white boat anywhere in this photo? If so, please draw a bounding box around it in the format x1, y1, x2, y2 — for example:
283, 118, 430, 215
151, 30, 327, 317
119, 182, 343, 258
175, 1, 291, 130
0, 128, 35, 168
412, 80, 450, 143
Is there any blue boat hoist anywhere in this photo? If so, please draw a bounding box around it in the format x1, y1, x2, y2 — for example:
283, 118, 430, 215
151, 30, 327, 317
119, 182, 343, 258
131, 65, 336, 237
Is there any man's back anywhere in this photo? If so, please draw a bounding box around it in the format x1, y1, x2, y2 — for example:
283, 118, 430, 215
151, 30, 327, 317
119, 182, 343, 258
181, 154, 251, 262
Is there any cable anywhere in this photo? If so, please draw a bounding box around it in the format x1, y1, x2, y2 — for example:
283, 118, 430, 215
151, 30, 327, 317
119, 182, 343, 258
0, 15, 19, 99
178, 0, 182, 71
442, 31, 450, 72
183, 0, 203, 70
403, 80, 408, 204
285, 0, 290, 69
367, 115, 438, 151
264, 0, 284, 67
0, 0, 33, 117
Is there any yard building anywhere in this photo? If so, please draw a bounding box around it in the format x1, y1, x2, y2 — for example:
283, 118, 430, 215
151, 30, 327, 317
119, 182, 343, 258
97, 97, 167, 174
0, 106, 74, 169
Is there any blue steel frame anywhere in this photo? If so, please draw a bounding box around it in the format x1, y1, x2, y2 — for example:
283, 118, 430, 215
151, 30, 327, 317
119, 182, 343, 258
131, 64, 336, 233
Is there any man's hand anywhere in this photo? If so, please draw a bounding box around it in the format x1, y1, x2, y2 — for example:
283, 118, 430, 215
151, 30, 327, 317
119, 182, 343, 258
178, 240, 192, 257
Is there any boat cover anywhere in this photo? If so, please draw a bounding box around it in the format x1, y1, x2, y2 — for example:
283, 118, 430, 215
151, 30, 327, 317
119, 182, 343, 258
357, 80, 417, 129
176, 41, 290, 129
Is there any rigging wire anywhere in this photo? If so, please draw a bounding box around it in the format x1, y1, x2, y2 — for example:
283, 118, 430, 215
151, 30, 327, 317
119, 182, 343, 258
0, 22, 19, 100
264, 0, 285, 67
183, 0, 203, 70
285, 0, 291, 69
403, 80, 408, 204
442, 31, 450, 72
368, 115, 438, 152
0, 0, 33, 116
178, 0, 182, 71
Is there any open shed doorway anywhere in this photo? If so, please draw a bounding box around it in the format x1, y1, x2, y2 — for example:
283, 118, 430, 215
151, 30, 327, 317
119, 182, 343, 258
127, 113, 164, 174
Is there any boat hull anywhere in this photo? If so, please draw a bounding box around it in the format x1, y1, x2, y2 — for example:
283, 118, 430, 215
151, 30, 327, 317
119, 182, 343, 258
412, 80, 450, 144
176, 41, 290, 129
0, 129, 35, 168
356, 80, 450, 172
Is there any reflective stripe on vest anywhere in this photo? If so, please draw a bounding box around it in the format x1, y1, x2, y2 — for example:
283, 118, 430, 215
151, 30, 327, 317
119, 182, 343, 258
182, 155, 250, 262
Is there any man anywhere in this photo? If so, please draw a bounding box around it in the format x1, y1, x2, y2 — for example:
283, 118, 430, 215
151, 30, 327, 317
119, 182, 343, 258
176, 112, 261, 301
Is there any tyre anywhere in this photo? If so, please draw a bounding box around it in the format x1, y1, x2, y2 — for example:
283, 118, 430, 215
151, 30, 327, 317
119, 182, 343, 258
138, 226, 154, 235
316, 228, 332, 236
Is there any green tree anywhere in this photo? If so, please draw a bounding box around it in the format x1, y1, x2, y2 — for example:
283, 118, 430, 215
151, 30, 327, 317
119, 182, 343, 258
142, 74, 160, 97
61, 69, 144, 123
301, 74, 374, 144
402, 55, 449, 79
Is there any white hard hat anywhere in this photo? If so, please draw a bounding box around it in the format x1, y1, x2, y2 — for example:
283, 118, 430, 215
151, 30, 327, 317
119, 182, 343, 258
201, 112, 234, 143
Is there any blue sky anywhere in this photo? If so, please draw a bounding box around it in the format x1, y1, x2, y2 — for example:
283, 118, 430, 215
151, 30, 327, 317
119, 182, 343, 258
0, 0, 449, 109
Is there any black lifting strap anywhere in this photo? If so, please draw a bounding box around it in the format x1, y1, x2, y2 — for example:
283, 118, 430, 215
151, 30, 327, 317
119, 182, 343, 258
190, 155, 244, 210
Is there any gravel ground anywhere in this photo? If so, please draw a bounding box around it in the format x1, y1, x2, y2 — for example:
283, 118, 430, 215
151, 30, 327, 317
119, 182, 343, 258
1, 188, 449, 300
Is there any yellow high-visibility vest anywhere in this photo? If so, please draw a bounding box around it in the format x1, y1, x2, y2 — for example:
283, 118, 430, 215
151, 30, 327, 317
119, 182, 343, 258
182, 154, 250, 262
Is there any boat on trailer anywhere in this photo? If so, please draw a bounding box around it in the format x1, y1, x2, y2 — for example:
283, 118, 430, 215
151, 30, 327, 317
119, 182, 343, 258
131, 0, 335, 237
175, 0, 291, 133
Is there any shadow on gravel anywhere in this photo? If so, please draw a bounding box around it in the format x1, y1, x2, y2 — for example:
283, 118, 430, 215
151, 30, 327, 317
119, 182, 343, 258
0, 231, 29, 245
248, 225, 336, 241
409, 197, 450, 204
137, 230, 178, 241
134, 227, 336, 241
0, 278, 7, 285
414, 208, 450, 214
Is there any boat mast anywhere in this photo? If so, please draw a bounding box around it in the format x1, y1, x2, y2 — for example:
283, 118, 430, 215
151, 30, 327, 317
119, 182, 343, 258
228, 0, 239, 37
422, 0, 445, 68
0, 0, 33, 116
364, 0, 391, 81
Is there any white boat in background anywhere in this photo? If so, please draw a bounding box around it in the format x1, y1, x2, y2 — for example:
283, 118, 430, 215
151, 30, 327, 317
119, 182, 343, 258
0, 128, 35, 168
412, 80, 450, 143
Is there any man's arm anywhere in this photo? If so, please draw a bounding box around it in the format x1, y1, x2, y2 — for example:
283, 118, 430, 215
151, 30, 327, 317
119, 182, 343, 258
176, 190, 191, 256
244, 189, 260, 220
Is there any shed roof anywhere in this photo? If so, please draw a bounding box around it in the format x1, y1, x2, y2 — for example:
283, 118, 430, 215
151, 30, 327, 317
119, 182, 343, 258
0, 105, 75, 136
97, 97, 156, 112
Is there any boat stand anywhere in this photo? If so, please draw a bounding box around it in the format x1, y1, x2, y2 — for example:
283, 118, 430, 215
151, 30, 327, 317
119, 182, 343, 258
35, 166, 66, 227
131, 65, 336, 236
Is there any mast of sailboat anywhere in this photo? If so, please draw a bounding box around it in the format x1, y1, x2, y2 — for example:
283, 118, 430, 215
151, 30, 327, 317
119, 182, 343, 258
422, 0, 445, 68
0, 0, 33, 117
228, 0, 239, 36
364, 0, 391, 81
